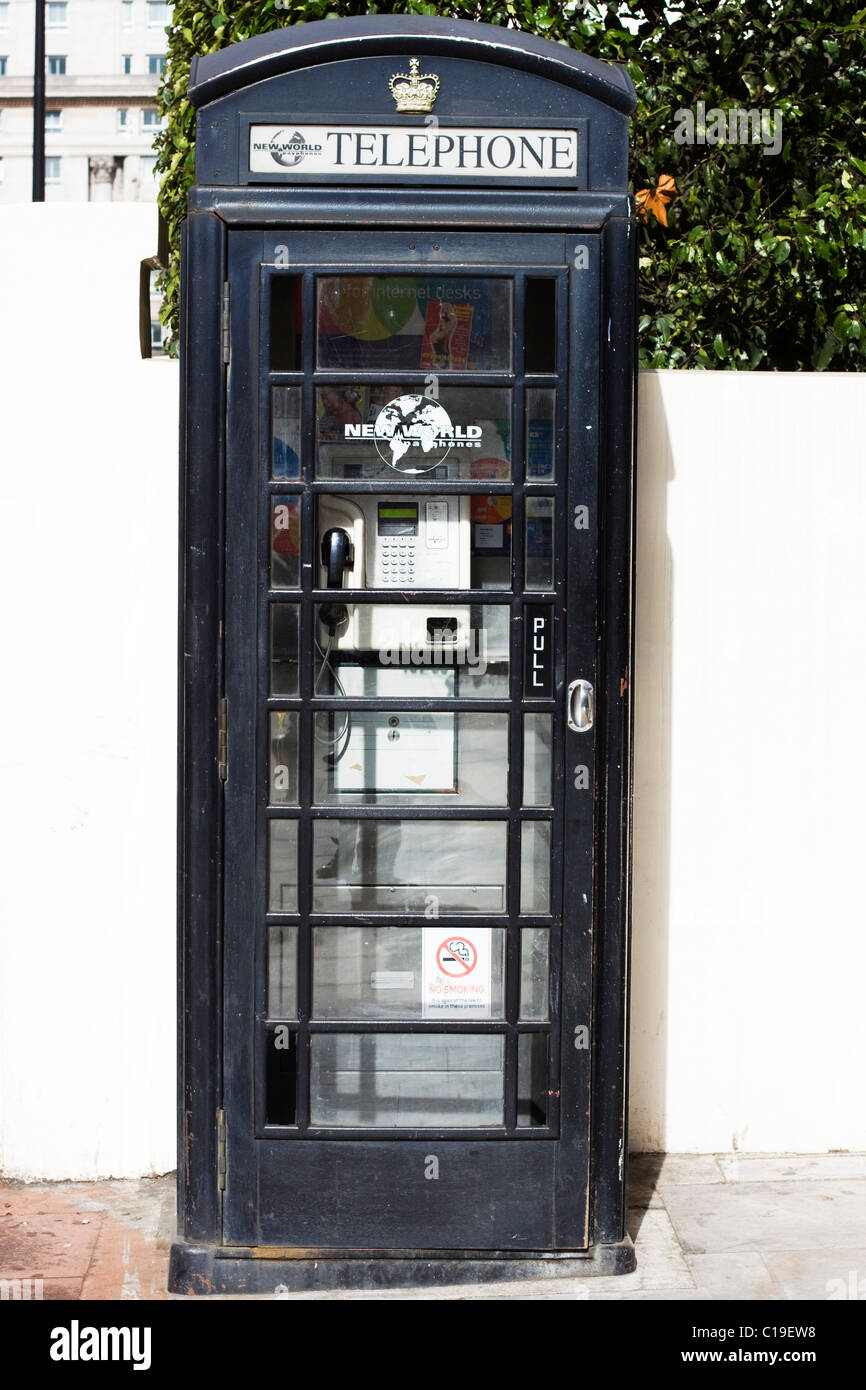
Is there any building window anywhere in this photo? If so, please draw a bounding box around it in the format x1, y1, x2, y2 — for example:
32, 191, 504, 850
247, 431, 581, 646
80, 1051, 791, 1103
0, 5, 8, 30
122, 1, 133, 26
0, 57, 8, 76
122, 54, 132, 74
118, 108, 129, 131
141, 108, 162, 132
45, 156, 61, 184
147, 54, 165, 76
46, 2, 68, 27
47, 56, 67, 75
45, 109, 62, 132
139, 154, 158, 197
146, 1, 168, 27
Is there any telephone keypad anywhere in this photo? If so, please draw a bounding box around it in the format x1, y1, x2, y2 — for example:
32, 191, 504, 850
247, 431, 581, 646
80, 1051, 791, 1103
379, 538, 417, 586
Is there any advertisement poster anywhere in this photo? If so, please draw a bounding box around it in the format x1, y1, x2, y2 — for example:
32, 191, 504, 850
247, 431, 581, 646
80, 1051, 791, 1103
420, 300, 474, 370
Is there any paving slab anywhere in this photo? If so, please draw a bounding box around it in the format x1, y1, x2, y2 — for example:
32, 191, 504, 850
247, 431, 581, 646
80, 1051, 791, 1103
0, 1178, 173, 1302
628, 1155, 725, 1209
652, 1155, 727, 1187
762, 1248, 866, 1301
663, 1180, 866, 1256
717, 1154, 866, 1184
686, 1252, 778, 1300
0, 1187, 103, 1280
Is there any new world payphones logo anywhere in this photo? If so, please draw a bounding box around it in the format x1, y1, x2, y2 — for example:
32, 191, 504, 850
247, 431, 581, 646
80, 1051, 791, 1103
254, 129, 323, 168
345, 394, 482, 472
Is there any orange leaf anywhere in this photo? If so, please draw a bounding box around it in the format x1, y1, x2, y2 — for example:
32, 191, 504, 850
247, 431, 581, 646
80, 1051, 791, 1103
636, 176, 678, 226
647, 193, 670, 226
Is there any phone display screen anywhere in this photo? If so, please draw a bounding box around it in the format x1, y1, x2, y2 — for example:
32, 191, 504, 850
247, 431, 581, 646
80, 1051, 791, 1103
377, 503, 419, 536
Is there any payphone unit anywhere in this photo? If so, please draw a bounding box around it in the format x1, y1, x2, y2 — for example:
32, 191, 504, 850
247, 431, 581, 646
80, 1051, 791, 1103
318, 491, 471, 653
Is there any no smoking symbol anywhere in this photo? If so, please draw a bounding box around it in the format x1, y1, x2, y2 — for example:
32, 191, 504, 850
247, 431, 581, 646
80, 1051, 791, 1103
436, 937, 477, 977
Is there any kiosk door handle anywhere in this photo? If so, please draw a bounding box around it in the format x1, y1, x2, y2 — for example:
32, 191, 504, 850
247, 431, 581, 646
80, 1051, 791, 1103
567, 679, 594, 732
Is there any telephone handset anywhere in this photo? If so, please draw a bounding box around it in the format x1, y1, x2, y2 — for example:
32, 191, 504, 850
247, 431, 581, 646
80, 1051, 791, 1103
317, 494, 471, 654
319, 528, 354, 635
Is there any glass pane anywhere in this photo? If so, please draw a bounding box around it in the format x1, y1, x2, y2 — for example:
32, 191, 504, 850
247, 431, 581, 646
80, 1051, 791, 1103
268, 819, 298, 912
314, 603, 510, 698
315, 385, 511, 480
270, 276, 301, 372
517, 1033, 549, 1127
272, 386, 302, 478
268, 925, 298, 1017
265, 1023, 297, 1125
525, 496, 554, 590
271, 496, 300, 588
520, 821, 551, 913
316, 277, 512, 372
313, 712, 508, 805
470, 494, 512, 589
312, 819, 507, 914
320, 664, 458, 700
312, 926, 505, 1020
526, 388, 555, 480
523, 714, 552, 806
310, 1033, 504, 1127
519, 928, 550, 1021
525, 279, 556, 373
270, 603, 299, 696
269, 712, 298, 805
317, 492, 511, 591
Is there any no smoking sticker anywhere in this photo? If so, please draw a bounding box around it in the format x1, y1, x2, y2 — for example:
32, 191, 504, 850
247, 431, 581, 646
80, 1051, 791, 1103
422, 930, 492, 1019
436, 937, 477, 977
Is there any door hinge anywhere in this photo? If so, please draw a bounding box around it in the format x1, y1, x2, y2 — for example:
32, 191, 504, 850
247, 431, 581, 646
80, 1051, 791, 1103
221, 281, 230, 365
218, 697, 228, 781
217, 1108, 226, 1192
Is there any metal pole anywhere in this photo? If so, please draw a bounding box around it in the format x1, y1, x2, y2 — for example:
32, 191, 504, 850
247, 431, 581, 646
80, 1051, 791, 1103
32, 0, 45, 201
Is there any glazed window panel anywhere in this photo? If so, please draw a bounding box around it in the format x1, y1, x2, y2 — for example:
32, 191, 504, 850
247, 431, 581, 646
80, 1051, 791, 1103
316, 276, 513, 372
314, 385, 512, 480
312, 818, 508, 914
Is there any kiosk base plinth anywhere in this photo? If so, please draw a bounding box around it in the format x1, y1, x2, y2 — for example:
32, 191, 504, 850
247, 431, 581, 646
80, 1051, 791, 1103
168, 1236, 636, 1294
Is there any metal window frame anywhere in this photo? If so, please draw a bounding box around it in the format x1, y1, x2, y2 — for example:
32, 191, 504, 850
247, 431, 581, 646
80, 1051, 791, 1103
226, 244, 571, 1148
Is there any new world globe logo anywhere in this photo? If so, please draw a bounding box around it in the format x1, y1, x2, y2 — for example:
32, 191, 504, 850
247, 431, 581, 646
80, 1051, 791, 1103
373, 394, 455, 473
266, 129, 323, 168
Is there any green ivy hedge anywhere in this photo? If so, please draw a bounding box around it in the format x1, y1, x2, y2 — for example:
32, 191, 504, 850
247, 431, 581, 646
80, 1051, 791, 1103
155, 1, 866, 369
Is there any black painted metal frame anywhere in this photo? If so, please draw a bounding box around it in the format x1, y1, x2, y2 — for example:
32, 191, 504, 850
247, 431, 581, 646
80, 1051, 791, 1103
172, 16, 637, 1294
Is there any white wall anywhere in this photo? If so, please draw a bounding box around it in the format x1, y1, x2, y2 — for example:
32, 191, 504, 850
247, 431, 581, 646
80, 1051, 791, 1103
0, 205, 177, 1180
0, 205, 863, 1178
631, 370, 866, 1153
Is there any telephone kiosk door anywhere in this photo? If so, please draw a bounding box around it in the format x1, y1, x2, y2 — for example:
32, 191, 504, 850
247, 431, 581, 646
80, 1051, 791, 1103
217, 226, 609, 1262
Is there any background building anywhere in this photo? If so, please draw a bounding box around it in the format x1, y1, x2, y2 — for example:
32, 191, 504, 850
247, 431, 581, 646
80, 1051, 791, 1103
0, 0, 168, 203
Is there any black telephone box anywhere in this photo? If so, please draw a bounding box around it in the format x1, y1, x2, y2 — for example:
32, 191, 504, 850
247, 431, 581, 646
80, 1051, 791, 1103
170, 16, 638, 1294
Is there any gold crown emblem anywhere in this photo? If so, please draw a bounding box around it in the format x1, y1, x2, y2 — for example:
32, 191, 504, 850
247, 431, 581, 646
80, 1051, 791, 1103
389, 58, 440, 114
